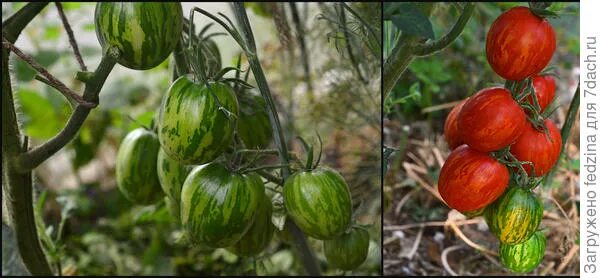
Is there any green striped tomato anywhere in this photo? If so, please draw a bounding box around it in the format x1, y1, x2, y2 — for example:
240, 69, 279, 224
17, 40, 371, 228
116, 128, 164, 204
157, 148, 190, 204
462, 207, 486, 218
158, 75, 239, 165
485, 186, 543, 245
94, 3, 183, 70
283, 167, 352, 240
180, 163, 264, 248
238, 94, 273, 149
324, 226, 370, 270
228, 193, 275, 256
500, 231, 546, 273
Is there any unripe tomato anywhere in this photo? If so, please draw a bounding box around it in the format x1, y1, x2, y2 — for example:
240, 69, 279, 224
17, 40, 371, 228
438, 145, 509, 212
458, 87, 526, 152
510, 119, 562, 176
486, 6, 556, 81
526, 75, 556, 113
444, 99, 468, 150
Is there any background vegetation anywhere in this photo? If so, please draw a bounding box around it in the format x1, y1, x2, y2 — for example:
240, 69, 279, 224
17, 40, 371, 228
2, 2, 381, 275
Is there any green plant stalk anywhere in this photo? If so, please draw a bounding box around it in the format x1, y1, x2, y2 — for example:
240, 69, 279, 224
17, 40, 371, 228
289, 2, 313, 91
231, 3, 321, 275
15, 48, 119, 172
542, 84, 580, 188
382, 34, 418, 98
383, 3, 474, 99
2, 3, 52, 275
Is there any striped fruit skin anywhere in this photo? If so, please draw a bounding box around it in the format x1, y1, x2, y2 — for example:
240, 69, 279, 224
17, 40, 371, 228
324, 226, 370, 270
438, 145, 509, 212
443, 98, 467, 150
462, 207, 486, 218
500, 231, 546, 273
238, 94, 273, 149
94, 3, 183, 70
485, 186, 543, 245
510, 119, 562, 177
458, 87, 526, 152
157, 148, 190, 203
228, 193, 275, 256
116, 128, 164, 205
527, 75, 556, 113
180, 163, 264, 248
158, 75, 239, 165
283, 167, 352, 240
486, 6, 555, 81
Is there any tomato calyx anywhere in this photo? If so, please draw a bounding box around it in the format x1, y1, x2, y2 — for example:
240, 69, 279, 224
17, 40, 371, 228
491, 146, 543, 190
527, 2, 559, 19
504, 77, 555, 141
296, 133, 324, 172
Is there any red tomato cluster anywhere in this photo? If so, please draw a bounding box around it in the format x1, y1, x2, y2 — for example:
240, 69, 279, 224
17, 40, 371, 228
438, 6, 561, 213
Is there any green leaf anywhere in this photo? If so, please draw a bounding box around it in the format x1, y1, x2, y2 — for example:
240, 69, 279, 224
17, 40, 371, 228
133, 202, 170, 225
17, 89, 63, 139
61, 3, 81, 10
388, 3, 434, 39
14, 50, 62, 81
44, 25, 61, 40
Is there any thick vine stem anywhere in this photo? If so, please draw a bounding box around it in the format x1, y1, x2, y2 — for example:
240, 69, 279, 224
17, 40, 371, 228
383, 3, 474, 98
2, 3, 53, 275
231, 3, 321, 275
413, 3, 475, 56
3, 3, 49, 43
14, 47, 119, 173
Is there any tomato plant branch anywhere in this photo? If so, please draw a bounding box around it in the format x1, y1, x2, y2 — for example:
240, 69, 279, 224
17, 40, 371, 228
383, 3, 474, 98
289, 3, 313, 91
382, 35, 419, 98
2, 37, 96, 108
257, 170, 284, 186
413, 3, 475, 56
231, 3, 321, 275
340, 2, 368, 85
14, 47, 119, 173
55, 2, 86, 71
542, 83, 580, 188
2, 3, 53, 275
2, 2, 49, 43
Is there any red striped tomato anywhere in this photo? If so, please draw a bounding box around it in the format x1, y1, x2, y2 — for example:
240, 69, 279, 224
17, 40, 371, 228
526, 75, 556, 113
458, 87, 526, 152
438, 145, 509, 212
443, 99, 468, 150
486, 6, 555, 81
510, 119, 562, 177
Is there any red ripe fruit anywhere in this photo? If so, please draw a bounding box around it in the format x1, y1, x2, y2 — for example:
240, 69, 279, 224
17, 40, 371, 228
444, 99, 468, 150
438, 145, 510, 212
510, 119, 562, 177
486, 6, 556, 81
458, 87, 527, 152
526, 75, 556, 113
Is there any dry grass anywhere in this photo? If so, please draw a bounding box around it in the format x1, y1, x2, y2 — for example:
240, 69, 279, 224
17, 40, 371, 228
383, 104, 580, 276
